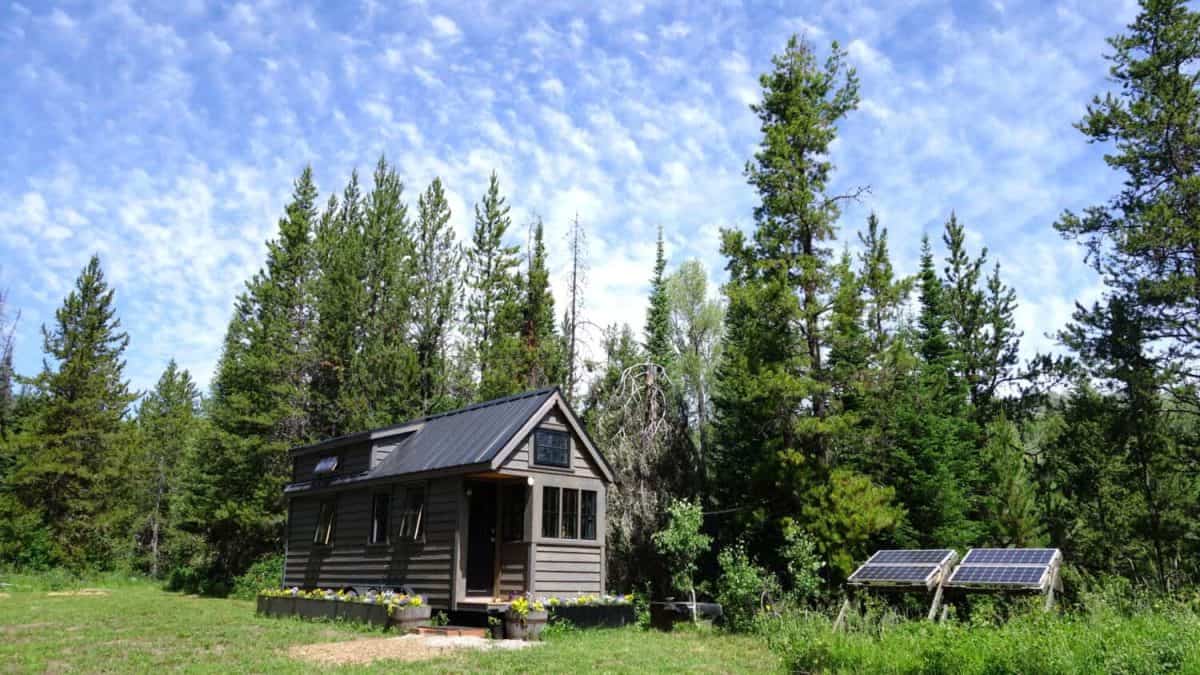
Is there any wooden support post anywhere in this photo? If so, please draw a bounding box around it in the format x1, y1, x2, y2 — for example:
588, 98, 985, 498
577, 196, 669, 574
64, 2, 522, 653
1043, 567, 1059, 612
940, 603, 949, 622
833, 597, 851, 632
927, 583, 944, 622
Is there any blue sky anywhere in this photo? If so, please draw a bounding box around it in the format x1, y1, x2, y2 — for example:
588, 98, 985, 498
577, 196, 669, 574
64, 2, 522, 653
1, 0, 1135, 393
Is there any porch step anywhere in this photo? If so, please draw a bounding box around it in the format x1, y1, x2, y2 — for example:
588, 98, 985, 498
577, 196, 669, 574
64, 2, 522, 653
417, 625, 490, 639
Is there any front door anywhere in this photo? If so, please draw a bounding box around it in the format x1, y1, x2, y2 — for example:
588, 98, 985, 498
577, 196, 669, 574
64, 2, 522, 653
465, 483, 497, 596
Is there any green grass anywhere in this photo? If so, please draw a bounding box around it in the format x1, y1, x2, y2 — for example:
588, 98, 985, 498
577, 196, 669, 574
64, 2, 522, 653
756, 601, 1200, 674
0, 580, 780, 673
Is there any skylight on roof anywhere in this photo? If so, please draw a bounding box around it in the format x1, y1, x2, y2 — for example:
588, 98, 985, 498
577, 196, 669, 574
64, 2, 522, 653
314, 456, 338, 476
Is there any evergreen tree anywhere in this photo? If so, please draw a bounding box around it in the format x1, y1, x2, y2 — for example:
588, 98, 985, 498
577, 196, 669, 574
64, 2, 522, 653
8, 255, 135, 567
713, 35, 895, 571
134, 360, 201, 577
174, 167, 317, 583
857, 213, 908, 355
518, 220, 563, 389
0, 287, 16, 440
1056, 0, 1200, 402
644, 226, 672, 368
466, 172, 522, 397
411, 177, 460, 414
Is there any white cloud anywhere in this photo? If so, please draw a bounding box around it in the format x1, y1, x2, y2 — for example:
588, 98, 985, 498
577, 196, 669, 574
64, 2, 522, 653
430, 14, 461, 39
659, 21, 690, 39
541, 78, 565, 97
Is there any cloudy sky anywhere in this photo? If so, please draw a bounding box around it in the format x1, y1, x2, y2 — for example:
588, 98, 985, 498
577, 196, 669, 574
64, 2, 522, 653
1, 0, 1135, 393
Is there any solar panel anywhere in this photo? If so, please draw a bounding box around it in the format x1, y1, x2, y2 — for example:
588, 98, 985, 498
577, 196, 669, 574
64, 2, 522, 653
948, 566, 1046, 587
946, 548, 1061, 591
849, 564, 938, 583
961, 548, 1056, 565
847, 549, 959, 589
868, 549, 956, 565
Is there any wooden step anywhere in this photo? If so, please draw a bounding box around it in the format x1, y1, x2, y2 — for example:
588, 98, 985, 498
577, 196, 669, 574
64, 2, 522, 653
416, 625, 489, 638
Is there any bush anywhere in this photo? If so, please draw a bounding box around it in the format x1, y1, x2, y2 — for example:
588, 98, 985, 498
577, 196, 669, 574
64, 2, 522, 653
715, 544, 779, 632
231, 554, 283, 600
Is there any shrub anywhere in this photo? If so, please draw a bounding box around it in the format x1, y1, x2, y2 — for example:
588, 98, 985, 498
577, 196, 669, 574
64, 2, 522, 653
716, 544, 779, 632
231, 554, 283, 600
651, 498, 710, 608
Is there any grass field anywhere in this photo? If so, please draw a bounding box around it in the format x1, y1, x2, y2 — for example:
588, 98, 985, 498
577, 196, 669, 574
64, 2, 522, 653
0, 578, 780, 673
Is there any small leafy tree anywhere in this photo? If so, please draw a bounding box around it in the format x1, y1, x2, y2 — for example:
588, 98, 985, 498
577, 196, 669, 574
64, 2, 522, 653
715, 543, 779, 632
651, 498, 710, 620
779, 521, 824, 602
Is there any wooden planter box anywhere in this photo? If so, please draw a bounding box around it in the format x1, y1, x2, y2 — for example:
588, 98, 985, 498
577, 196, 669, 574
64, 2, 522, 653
256, 595, 295, 618
339, 601, 391, 627
257, 595, 425, 631
389, 605, 432, 633
649, 601, 723, 631
550, 604, 636, 628
504, 610, 548, 641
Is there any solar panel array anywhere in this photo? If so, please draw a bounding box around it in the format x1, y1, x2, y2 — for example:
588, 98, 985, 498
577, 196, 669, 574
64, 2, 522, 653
847, 550, 957, 589
946, 548, 1061, 591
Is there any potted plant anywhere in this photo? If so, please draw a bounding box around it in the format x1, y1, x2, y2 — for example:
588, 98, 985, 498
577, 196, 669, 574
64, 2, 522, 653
504, 596, 548, 641
387, 594, 431, 633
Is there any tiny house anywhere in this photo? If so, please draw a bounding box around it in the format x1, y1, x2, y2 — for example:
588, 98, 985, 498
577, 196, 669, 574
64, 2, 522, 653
282, 387, 615, 613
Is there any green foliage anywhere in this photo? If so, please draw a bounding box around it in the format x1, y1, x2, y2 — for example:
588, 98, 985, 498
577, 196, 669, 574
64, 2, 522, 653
5, 255, 135, 570
779, 522, 824, 601
644, 226, 672, 368
715, 543, 779, 632
231, 554, 283, 600
756, 599, 1200, 674
651, 498, 711, 600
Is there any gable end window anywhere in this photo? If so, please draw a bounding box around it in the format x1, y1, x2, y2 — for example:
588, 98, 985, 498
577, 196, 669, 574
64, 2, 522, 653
313, 501, 336, 546
369, 493, 390, 545
534, 430, 570, 468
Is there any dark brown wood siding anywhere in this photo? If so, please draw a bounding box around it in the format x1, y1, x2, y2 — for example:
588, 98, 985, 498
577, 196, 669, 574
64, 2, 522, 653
534, 543, 603, 597
283, 476, 459, 608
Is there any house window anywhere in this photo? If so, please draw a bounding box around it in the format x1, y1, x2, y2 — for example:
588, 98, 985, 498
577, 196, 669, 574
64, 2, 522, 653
314, 455, 338, 476
313, 501, 336, 546
534, 430, 570, 468
398, 486, 424, 540
561, 489, 578, 539
369, 493, 390, 545
541, 486, 560, 538
502, 484, 526, 542
581, 490, 597, 540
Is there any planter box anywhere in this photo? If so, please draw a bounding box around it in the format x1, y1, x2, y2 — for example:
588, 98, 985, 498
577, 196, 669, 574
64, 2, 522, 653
504, 610, 548, 641
389, 605, 432, 633
550, 604, 636, 628
339, 601, 391, 627
295, 597, 335, 620
257, 595, 295, 618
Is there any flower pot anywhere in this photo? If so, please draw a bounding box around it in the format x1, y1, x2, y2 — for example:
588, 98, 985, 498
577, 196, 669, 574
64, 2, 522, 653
389, 604, 432, 633
504, 609, 548, 641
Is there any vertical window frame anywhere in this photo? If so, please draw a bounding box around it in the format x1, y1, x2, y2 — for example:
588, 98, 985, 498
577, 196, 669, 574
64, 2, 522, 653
581, 490, 597, 540
541, 486, 560, 538
561, 489, 579, 539
313, 499, 336, 547
398, 484, 426, 542
369, 491, 391, 546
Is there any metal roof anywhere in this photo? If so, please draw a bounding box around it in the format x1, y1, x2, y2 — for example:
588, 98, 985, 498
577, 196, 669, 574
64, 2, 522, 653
285, 387, 559, 492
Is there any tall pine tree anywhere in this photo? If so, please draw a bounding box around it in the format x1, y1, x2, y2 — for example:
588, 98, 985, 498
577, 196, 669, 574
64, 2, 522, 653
411, 177, 460, 414
9, 255, 135, 568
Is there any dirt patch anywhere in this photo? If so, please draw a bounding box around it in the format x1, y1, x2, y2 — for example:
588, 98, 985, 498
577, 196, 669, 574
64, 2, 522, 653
0, 592, 10, 599
288, 634, 535, 666
46, 588, 109, 597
